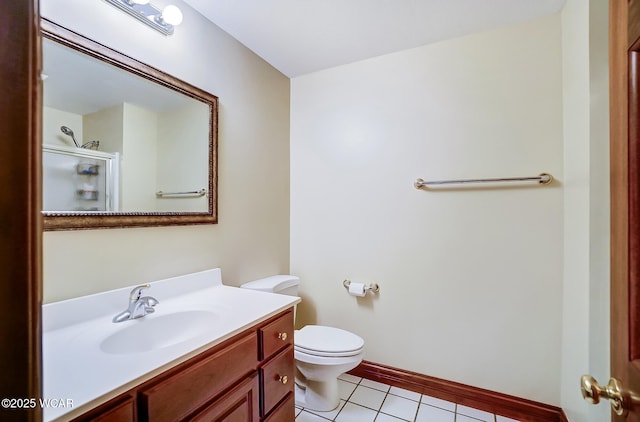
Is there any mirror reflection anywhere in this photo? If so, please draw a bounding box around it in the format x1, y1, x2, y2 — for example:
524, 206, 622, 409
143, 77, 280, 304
40, 20, 218, 230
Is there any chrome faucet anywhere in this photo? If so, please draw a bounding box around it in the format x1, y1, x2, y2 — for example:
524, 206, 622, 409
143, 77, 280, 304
112, 284, 159, 323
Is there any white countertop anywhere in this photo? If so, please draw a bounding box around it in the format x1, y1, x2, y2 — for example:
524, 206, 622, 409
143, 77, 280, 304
42, 268, 300, 421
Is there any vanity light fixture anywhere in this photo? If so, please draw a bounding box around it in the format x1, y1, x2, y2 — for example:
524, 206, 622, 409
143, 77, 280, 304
104, 0, 183, 36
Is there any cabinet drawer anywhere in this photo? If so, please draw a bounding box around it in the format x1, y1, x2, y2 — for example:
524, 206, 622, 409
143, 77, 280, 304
140, 332, 258, 422
263, 393, 294, 422
260, 311, 293, 360
260, 346, 294, 416
189, 373, 259, 422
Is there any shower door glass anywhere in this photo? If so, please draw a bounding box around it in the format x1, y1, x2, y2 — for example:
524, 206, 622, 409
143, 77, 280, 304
42, 145, 119, 212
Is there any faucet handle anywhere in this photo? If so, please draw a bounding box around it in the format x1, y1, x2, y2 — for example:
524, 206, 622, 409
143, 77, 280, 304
129, 284, 151, 300
141, 296, 158, 314
141, 296, 159, 307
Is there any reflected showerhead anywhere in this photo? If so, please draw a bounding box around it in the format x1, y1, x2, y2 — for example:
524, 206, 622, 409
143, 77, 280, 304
60, 126, 80, 148
81, 140, 100, 150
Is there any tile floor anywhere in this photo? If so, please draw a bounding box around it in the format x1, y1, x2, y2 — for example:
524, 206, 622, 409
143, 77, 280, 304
294, 374, 521, 422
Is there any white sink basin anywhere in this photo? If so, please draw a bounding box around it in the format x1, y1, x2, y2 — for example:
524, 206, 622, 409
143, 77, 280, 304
43, 269, 301, 421
100, 310, 219, 355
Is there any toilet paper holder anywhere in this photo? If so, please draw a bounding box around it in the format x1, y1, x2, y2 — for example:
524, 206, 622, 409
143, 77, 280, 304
342, 279, 380, 294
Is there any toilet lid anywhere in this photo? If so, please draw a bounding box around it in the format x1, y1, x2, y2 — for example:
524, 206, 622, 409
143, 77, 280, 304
295, 325, 364, 357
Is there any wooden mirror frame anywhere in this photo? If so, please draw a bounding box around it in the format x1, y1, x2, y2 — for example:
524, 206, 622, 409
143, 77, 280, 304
41, 18, 218, 230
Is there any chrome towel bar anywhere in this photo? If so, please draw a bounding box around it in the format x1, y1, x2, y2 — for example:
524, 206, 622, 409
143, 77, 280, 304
155, 189, 206, 197
414, 173, 553, 189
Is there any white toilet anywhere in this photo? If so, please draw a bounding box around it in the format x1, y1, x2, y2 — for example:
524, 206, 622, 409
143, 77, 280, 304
241, 275, 364, 411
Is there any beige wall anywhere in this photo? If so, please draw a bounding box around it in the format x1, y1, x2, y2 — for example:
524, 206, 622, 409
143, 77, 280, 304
121, 103, 158, 211
41, 0, 291, 302
156, 102, 210, 212
291, 15, 564, 405
84, 104, 124, 155
560, 0, 610, 421
43, 106, 82, 147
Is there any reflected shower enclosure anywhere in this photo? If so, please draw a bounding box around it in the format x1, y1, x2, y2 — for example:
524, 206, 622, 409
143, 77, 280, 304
42, 145, 119, 212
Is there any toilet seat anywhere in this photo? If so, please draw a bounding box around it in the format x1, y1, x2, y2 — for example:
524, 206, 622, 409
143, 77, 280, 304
295, 325, 364, 357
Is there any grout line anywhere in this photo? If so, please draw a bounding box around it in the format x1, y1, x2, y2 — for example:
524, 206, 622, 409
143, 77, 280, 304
387, 392, 421, 403
296, 376, 512, 422
411, 397, 420, 422
378, 391, 389, 416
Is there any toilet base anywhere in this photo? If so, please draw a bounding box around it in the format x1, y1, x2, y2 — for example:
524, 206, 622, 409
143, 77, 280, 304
294, 377, 341, 412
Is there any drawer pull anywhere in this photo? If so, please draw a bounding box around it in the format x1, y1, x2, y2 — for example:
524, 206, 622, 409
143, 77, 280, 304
277, 375, 288, 384
278, 332, 288, 341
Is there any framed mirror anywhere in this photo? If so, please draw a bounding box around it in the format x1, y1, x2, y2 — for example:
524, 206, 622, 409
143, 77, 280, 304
41, 18, 218, 230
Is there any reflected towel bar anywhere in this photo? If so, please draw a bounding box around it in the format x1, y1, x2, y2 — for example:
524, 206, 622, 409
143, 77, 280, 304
155, 189, 206, 197
414, 173, 553, 189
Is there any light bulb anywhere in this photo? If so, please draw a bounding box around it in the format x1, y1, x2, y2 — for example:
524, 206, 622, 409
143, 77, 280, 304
161, 5, 183, 26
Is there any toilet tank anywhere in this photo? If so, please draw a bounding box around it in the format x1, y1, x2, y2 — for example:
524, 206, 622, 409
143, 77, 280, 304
240, 275, 300, 296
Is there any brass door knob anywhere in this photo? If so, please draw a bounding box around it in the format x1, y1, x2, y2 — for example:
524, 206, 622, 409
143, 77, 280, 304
277, 375, 288, 384
278, 332, 288, 341
580, 375, 626, 416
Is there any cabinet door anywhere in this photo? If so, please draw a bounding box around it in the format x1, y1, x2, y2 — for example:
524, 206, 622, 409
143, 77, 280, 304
71, 395, 135, 422
263, 393, 294, 422
140, 332, 258, 422
189, 374, 259, 422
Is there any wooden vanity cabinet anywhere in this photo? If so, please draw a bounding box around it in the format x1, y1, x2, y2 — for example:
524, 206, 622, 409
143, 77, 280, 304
258, 311, 295, 420
69, 309, 294, 422
188, 373, 260, 422
139, 331, 259, 421
263, 394, 295, 422
71, 394, 136, 422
